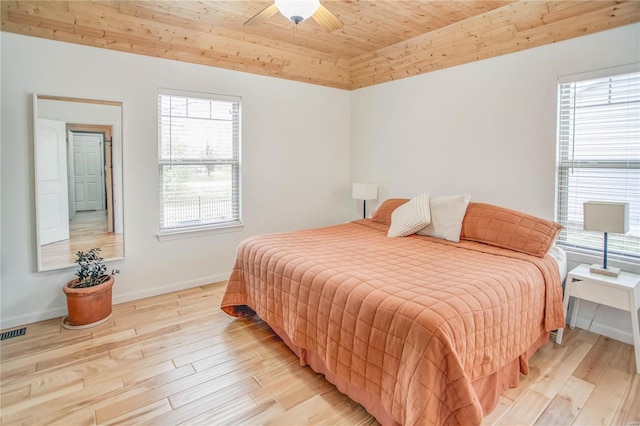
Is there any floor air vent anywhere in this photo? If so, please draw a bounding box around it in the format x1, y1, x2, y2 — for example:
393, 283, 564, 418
1, 327, 26, 341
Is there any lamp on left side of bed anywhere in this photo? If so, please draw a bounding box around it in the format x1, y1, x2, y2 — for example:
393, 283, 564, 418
352, 183, 378, 219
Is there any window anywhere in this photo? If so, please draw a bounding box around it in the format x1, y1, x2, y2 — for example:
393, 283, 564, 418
556, 66, 639, 261
158, 90, 241, 234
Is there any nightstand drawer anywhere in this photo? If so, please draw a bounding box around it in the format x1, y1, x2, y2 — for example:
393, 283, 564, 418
570, 279, 630, 311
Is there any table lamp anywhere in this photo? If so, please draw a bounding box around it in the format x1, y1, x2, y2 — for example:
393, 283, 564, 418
352, 183, 378, 219
583, 201, 629, 277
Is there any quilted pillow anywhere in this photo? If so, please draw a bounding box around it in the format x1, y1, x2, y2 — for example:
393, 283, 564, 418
388, 193, 431, 237
417, 194, 471, 242
371, 198, 409, 225
461, 202, 562, 257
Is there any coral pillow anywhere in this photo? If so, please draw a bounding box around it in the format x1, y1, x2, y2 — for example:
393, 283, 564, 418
461, 202, 562, 257
388, 193, 431, 238
371, 198, 409, 225
417, 194, 471, 242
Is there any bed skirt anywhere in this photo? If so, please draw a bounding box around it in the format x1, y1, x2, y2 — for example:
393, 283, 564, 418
269, 321, 550, 426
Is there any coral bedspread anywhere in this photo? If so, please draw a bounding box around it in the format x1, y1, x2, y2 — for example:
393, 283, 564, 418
221, 219, 564, 425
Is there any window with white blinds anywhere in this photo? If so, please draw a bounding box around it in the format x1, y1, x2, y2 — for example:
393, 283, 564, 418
158, 91, 241, 233
556, 67, 639, 261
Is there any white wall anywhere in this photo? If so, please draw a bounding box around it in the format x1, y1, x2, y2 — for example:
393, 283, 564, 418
1, 33, 352, 329
351, 23, 640, 344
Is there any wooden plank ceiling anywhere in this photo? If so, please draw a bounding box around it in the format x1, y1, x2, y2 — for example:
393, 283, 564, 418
2, 1, 639, 90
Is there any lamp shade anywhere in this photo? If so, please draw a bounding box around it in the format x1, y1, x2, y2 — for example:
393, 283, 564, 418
352, 183, 378, 201
275, 0, 320, 23
583, 202, 629, 234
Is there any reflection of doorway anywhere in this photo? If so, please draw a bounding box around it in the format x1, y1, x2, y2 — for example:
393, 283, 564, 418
67, 124, 114, 233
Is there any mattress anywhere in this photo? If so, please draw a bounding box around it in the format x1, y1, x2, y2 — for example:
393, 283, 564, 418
548, 245, 568, 282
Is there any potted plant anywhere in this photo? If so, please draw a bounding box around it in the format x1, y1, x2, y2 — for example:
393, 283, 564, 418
62, 248, 119, 329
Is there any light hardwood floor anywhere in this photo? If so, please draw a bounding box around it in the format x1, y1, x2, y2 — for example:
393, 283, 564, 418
1, 281, 638, 425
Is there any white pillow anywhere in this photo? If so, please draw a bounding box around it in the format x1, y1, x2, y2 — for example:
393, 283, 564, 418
387, 193, 431, 238
417, 194, 470, 242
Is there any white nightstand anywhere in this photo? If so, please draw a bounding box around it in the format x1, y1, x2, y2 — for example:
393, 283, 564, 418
555, 263, 640, 374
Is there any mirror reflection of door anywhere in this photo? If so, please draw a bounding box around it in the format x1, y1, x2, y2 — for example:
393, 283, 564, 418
35, 118, 70, 245
35, 95, 124, 271
39, 124, 119, 269
67, 125, 115, 233
73, 132, 105, 212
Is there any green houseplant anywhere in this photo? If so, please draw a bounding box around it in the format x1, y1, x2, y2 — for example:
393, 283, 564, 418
62, 248, 120, 329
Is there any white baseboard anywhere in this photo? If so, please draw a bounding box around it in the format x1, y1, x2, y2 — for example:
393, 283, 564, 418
112, 272, 229, 305
0, 273, 230, 331
572, 317, 634, 346
0, 307, 71, 331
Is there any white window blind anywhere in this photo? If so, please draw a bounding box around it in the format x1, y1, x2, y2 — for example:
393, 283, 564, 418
556, 68, 639, 261
158, 91, 241, 233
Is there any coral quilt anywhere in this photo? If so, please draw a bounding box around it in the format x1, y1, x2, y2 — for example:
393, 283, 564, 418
221, 219, 564, 425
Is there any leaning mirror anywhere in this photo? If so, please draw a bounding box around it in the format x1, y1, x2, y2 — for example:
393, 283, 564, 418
34, 94, 124, 271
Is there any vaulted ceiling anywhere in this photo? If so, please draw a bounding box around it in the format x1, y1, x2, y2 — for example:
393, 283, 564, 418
2, 1, 639, 90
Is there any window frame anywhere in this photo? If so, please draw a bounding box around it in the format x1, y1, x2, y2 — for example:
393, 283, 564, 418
554, 64, 639, 265
157, 89, 243, 239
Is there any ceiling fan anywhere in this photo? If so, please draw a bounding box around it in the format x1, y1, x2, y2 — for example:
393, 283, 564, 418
244, 0, 343, 32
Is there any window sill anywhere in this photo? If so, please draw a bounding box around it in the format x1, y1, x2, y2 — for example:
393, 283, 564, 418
157, 222, 244, 241
560, 245, 640, 274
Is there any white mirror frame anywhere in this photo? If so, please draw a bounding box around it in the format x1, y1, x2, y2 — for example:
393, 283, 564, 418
33, 94, 124, 271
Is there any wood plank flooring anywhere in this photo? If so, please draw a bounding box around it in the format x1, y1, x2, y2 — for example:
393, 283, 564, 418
1, 281, 638, 425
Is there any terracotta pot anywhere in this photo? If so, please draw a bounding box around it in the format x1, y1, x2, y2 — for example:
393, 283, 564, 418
63, 276, 114, 326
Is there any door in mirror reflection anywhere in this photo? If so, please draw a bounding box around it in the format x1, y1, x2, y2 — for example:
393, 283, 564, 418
34, 95, 124, 271
35, 118, 70, 246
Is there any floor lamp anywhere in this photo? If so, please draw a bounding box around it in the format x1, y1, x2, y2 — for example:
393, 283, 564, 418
352, 183, 378, 219
583, 201, 629, 277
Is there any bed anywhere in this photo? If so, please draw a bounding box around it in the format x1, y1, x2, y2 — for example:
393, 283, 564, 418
221, 199, 566, 425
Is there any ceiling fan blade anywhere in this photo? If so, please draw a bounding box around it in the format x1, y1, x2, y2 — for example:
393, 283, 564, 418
312, 4, 343, 32
244, 3, 279, 26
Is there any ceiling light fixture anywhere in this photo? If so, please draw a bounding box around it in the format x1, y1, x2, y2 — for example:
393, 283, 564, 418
275, 0, 320, 25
